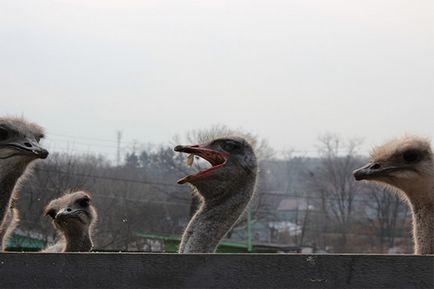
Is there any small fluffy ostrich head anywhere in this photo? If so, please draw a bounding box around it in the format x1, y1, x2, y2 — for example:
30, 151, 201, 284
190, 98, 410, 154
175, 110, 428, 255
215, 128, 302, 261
353, 136, 433, 194
0, 117, 48, 168
174, 136, 257, 200
44, 191, 97, 236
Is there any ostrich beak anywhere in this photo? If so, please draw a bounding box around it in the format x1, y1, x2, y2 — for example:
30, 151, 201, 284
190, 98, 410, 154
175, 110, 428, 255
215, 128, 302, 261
174, 144, 202, 154
4, 137, 49, 159
353, 162, 401, 181
174, 144, 227, 184
353, 163, 379, 180
55, 208, 87, 224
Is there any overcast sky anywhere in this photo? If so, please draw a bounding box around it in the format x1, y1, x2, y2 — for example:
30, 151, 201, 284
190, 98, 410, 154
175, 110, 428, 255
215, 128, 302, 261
1, 0, 433, 161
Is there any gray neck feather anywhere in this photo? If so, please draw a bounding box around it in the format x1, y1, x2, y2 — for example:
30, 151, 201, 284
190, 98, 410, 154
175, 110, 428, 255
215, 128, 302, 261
410, 197, 434, 254
63, 230, 93, 252
179, 177, 256, 253
0, 169, 25, 239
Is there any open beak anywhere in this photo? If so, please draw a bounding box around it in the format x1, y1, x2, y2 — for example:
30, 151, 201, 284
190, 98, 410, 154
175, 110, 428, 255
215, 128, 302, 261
174, 144, 227, 184
2, 138, 49, 159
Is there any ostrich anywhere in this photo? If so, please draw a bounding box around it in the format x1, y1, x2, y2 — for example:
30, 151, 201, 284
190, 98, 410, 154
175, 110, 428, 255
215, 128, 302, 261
174, 136, 258, 253
0, 117, 48, 250
43, 191, 97, 252
353, 136, 433, 254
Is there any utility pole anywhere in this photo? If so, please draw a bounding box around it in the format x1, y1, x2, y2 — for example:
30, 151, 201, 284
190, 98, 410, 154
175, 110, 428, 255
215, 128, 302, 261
116, 130, 122, 166
247, 207, 253, 252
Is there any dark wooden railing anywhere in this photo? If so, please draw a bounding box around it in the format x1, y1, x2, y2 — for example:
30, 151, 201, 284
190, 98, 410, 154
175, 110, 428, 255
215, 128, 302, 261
0, 253, 432, 288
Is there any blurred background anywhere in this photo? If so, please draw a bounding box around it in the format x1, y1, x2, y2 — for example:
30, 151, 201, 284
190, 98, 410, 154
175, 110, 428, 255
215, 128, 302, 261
1, 0, 433, 253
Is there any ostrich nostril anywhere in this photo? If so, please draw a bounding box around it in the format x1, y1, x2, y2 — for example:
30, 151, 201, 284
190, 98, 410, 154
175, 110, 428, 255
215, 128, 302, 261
66, 208, 72, 212
371, 163, 381, 170
23, 142, 32, 148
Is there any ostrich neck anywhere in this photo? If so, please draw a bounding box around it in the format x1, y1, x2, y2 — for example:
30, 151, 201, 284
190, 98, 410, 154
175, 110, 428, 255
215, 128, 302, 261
180, 187, 253, 253
63, 230, 93, 252
408, 188, 434, 255
0, 169, 23, 230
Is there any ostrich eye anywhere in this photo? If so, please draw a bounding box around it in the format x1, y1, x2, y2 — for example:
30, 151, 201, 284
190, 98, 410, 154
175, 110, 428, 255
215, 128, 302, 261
0, 127, 9, 142
46, 209, 56, 219
77, 198, 90, 208
402, 150, 420, 163
35, 134, 44, 142
221, 140, 242, 152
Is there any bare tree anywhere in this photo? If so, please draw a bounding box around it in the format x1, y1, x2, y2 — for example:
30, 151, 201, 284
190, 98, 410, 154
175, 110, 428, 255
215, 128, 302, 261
363, 184, 410, 253
305, 134, 364, 252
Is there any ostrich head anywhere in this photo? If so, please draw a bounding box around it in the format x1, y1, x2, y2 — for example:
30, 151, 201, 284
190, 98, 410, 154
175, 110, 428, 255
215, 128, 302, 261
175, 137, 257, 200
0, 117, 48, 174
44, 191, 97, 237
353, 136, 433, 196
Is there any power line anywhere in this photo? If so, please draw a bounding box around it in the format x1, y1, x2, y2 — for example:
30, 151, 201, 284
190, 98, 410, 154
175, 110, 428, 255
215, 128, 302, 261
35, 167, 181, 188
34, 167, 385, 205
44, 137, 124, 149
49, 132, 119, 143
116, 130, 122, 166
48, 132, 369, 157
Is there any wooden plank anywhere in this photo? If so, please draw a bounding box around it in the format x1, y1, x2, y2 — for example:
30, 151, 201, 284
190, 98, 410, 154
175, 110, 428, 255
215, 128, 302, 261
0, 253, 432, 289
